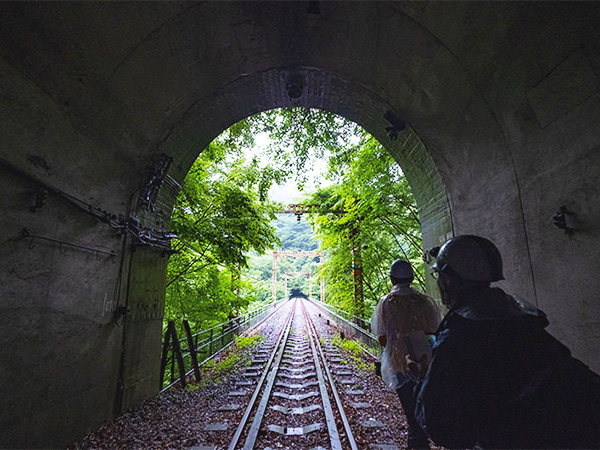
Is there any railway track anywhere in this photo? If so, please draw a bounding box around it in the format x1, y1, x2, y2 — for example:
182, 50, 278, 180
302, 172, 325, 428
225, 298, 359, 450
73, 297, 416, 449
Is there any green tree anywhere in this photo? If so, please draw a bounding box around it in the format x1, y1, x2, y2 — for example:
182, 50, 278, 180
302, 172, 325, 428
307, 133, 423, 320
236, 107, 361, 189
165, 106, 423, 334
229, 107, 424, 321
165, 141, 280, 331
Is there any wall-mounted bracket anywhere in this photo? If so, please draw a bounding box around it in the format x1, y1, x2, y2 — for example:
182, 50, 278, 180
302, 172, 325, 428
384, 110, 406, 141
552, 205, 575, 236
30, 189, 49, 212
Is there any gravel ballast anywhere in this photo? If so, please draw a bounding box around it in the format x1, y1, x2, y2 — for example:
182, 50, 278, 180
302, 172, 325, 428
71, 299, 443, 450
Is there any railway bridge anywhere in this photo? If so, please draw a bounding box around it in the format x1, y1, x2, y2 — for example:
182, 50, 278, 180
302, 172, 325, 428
1, 2, 600, 447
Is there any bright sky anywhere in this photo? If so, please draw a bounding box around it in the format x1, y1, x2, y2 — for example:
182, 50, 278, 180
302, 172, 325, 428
251, 132, 331, 204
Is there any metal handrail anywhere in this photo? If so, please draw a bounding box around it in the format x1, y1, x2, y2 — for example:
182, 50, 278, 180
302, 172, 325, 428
160, 298, 289, 390
166, 299, 284, 350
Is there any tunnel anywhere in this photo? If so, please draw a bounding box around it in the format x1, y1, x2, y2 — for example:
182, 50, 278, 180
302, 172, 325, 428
1, 2, 599, 447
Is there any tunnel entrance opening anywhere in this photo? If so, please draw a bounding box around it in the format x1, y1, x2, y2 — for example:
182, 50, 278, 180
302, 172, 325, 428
157, 107, 443, 397
104, 65, 456, 432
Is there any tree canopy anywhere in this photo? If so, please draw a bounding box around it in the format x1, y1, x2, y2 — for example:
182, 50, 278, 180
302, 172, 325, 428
165, 141, 280, 329
165, 107, 424, 332
306, 133, 423, 318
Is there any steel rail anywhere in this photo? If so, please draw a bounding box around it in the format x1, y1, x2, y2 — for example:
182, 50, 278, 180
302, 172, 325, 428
241, 304, 295, 450
227, 300, 296, 450
302, 299, 359, 450
161, 299, 291, 393
228, 298, 359, 450
303, 301, 343, 450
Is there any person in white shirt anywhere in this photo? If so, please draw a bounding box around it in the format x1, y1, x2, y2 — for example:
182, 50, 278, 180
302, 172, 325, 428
372, 259, 441, 449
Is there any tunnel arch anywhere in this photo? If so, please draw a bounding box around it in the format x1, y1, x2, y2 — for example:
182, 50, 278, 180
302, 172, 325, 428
97, 0, 536, 301
1, 2, 600, 447
150, 67, 454, 265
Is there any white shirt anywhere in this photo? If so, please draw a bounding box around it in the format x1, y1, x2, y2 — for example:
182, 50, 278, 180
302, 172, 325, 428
371, 283, 441, 389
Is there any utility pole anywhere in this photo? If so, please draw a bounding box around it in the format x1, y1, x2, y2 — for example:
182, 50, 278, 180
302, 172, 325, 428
350, 225, 364, 323
272, 255, 277, 302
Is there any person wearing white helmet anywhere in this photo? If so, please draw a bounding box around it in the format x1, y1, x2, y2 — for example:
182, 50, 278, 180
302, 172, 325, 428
371, 258, 441, 449
410, 235, 600, 449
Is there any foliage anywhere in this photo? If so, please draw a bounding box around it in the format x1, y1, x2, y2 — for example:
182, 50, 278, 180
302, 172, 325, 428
190, 334, 264, 387
165, 106, 423, 340
236, 107, 423, 321
331, 333, 371, 371
273, 213, 319, 251
234, 333, 265, 351
245, 214, 322, 301
239, 107, 361, 189
309, 134, 423, 318
331, 333, 362, 357
165, 140, 281, 333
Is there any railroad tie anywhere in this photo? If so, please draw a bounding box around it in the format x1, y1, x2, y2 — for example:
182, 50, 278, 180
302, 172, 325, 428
267, 423, 323, 435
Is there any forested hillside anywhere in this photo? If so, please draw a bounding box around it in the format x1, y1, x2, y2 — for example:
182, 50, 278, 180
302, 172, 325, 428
245, 214, 321, 303
274, 213, 318, 251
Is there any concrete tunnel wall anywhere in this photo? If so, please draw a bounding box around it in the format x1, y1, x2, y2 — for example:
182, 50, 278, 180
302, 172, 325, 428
0, 2, 599, 447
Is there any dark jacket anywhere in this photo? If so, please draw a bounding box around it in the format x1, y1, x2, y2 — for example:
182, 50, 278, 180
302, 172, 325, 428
415, 287, 600, 449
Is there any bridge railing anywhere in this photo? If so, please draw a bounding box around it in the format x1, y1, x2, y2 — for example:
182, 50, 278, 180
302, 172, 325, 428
160, 298, 288, 391
306, 297, 381, 357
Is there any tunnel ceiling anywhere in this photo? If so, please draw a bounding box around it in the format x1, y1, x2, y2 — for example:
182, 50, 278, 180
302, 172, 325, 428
3, 0, 599, 299
0, 1, 598, 304
3, 0, 581, 198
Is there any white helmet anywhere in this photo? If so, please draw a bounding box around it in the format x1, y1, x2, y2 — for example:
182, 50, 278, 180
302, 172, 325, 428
390, 259, 414, 282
